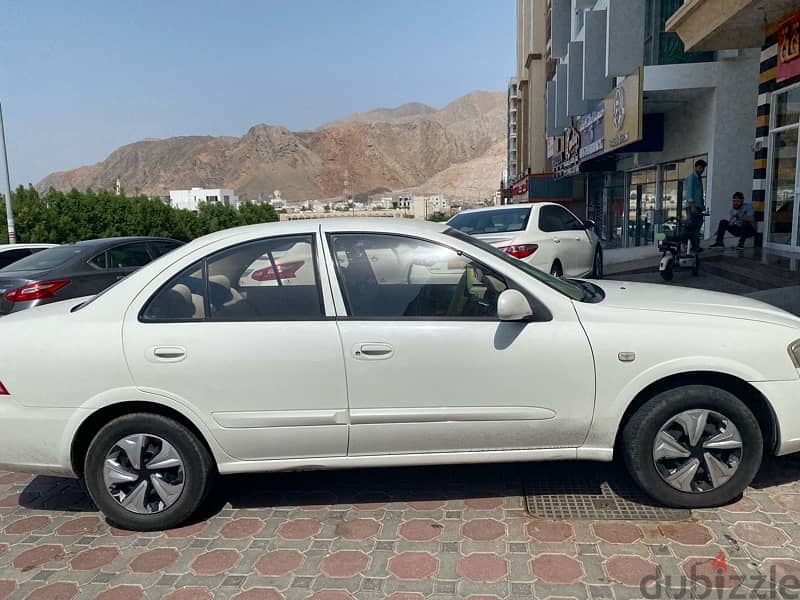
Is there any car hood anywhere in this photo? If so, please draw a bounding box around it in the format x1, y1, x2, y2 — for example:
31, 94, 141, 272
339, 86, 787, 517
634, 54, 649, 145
591, 280, 800, 329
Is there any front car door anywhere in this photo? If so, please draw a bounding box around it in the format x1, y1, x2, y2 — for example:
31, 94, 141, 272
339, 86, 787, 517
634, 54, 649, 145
122, 229, 348, 461
323, 225, 595, 457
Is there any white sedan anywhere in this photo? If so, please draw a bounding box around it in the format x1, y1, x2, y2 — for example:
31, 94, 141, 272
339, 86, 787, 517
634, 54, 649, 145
448, 202, 603, 278
1, 218, 799, 531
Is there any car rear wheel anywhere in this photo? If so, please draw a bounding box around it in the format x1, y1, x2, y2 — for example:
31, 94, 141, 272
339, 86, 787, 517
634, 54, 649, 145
621, 385, 763, 508
84, 413, 215, 531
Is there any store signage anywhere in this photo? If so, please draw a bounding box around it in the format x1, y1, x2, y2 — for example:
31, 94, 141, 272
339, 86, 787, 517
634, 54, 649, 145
604, 66, 643, 151
778, 10, 800, 83
512, 177, 528, 197
552, 127, 581, 179
579, 101, 605, 161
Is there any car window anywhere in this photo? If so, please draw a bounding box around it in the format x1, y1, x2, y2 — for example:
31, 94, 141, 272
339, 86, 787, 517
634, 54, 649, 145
329, 233, 508, 319
0, 245, 84, 272
149, 240, 181, 258
0, 249, 33, 269
448, 207, 531, 234
141, 234, 323, 322
108, 242, 153, 269
538, 205, 585, 232
88, 251, 109, 269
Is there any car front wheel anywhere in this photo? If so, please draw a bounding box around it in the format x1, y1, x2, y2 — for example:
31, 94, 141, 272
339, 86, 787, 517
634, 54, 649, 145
84, 413, 215, 531
621, 385, 763, 508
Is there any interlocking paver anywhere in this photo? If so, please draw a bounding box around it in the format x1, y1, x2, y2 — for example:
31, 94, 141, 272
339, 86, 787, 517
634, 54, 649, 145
0, 458, 797, 597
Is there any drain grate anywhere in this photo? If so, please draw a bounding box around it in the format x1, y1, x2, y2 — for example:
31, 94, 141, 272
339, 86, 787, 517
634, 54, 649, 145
522, 462, 690, 521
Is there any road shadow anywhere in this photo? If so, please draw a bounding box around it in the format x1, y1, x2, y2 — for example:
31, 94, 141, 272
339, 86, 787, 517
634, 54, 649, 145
17, 453, 800, 520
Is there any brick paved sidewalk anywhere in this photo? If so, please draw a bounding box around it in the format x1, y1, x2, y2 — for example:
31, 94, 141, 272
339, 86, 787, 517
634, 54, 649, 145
0, 457, 799, 599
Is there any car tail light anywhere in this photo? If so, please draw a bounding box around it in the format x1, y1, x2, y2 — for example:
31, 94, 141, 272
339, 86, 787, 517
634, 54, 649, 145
500, 244, 539, 259
0, 381, 8, 396
3, 279, 71, 303
251, 261, 304, 282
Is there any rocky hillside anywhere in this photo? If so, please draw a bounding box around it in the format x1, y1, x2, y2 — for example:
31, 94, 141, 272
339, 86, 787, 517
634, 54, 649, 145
38, 91, 507, 201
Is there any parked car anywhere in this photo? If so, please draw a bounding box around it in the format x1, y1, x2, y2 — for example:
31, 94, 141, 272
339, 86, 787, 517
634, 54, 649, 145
0, 218, 799, 531
448, 202, 603, 278
0, 237, 183, 315
0, 243, 58, 269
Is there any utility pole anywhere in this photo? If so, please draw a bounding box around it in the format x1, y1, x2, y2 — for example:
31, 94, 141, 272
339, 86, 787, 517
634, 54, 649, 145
0, 101, 15, 244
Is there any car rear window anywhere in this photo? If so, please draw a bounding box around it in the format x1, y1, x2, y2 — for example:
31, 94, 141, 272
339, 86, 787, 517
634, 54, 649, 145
0, 245, 85, 272
448, 208, 531, 235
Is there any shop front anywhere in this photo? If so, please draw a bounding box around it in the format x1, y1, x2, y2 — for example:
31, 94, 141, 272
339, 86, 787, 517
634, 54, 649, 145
763, 11, 800, 253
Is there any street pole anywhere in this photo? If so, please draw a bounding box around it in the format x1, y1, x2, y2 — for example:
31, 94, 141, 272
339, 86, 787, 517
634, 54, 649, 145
0, 101, 15, 244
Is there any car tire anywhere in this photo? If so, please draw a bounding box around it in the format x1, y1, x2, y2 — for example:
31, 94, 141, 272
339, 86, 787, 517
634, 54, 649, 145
621, 385, 763, 508
590, 247, 603, 279
550, 260, 563, 278
84, 413, 216, 531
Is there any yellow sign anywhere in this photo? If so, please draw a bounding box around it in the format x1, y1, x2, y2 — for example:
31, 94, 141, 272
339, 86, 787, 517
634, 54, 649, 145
604, 66, 643, 151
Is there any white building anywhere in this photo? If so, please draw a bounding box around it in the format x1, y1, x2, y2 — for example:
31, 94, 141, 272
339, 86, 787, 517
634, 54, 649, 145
542, 0, 760, 249
169, 188, 239, 212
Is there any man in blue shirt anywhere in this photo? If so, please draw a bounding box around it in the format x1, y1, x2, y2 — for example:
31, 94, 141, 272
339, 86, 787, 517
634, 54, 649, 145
684, 159, 707, 254
709, 191, 755, 249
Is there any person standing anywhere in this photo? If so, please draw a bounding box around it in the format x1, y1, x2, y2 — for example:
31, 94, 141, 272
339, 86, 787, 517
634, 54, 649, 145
709, 192, 755, 249
683, 159, 707, 253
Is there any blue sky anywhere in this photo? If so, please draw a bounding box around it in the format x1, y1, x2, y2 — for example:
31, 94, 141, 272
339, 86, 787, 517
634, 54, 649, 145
0, 0, 515, 187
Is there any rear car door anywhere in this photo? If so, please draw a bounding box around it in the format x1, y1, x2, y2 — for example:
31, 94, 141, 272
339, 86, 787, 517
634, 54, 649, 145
538, 205, 592, 276
123, 231, 349, 461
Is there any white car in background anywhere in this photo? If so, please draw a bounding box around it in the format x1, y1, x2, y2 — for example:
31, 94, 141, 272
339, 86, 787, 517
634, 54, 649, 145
0, 243, 58, 270
1, 219, 800, 532
448, 202, 603, 278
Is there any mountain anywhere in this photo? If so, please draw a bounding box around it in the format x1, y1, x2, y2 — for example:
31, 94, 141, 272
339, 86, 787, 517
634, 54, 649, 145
38, 91, 507, 202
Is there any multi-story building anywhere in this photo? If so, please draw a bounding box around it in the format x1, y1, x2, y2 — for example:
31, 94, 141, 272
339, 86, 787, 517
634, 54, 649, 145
169, 187, 239, 212
507, 78, 519, 183
667, 0, 800, 256
512, 0, 763, 250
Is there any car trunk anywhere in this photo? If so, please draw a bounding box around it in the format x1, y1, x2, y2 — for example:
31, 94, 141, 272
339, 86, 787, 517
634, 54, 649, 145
472, 232, 517, 247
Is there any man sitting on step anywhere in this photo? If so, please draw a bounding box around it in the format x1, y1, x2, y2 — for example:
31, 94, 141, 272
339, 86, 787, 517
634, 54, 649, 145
709, 192, 755, 250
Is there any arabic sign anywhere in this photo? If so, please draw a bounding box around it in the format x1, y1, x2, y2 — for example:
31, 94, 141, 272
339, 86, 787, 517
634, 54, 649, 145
778, 10, 800, 83
578, 101, 604, 161
604, 67, 643, 151
553, 127, 581, 179
512, 177, 528, 198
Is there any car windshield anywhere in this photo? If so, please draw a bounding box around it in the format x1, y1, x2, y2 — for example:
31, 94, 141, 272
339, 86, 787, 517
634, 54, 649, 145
0, 245, 85, 272
445, 228, 586, 301
448, 207, 531, 234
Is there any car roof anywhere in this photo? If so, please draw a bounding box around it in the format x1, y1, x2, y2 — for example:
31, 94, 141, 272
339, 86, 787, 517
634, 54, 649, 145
452, 202, 563, 217
66, 236, 182, 249
0, 243, 59, 251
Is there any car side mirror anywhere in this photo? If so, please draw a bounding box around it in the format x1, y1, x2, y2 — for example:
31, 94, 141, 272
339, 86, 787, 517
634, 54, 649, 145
497, 289, 533, 321
582, 219, 596, 230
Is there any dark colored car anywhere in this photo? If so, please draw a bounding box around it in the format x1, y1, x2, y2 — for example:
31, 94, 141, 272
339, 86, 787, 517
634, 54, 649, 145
0, 237, 183, 315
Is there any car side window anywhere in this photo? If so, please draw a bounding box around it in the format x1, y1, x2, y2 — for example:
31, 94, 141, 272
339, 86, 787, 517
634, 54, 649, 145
329, 233, 507, 319
88, 251, 109, 269
149, 241, 181, 258
141, 234, 323, 322
108, 242, 152, 268
539, 205, 585, 232
0, 249, 33, 269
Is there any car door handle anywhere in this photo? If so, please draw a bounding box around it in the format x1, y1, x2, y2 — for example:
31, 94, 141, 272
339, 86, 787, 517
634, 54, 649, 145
150, 346, 187, 362
353, 343, 394, 360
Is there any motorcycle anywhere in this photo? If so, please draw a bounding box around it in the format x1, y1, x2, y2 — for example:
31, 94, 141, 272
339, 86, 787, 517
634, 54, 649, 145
656, 212, 708, 282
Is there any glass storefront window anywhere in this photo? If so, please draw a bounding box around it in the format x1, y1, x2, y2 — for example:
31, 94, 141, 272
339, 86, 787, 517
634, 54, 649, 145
775, 87, 800, 129
768, 128, 797, 246
628, 168, 658, 247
